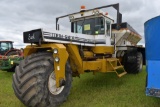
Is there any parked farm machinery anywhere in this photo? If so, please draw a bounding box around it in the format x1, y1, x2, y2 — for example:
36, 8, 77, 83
0, 41, 23, 71
12, 3, 145, 107
145, 16, 160, 98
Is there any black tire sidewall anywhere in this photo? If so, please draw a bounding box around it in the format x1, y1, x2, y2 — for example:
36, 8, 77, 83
122, 51, 143, 74
12, 52, 72, 107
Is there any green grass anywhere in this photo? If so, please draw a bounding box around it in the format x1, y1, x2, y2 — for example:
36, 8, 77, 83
1, 67, 160, 107
0, 71, 25, 107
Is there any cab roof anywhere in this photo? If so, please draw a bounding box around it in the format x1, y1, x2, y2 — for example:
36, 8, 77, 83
0, 41, 13, 42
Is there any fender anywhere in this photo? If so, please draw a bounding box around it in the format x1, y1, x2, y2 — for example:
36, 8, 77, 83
24, 44, 68, 87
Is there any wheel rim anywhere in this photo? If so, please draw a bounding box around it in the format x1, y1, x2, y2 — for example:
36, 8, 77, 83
48, 72, 64, 95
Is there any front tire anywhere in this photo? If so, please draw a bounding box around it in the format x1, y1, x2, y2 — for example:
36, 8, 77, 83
12, 52, 72, 107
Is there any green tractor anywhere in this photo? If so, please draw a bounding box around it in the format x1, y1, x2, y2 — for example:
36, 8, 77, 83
0, 41, 23, 71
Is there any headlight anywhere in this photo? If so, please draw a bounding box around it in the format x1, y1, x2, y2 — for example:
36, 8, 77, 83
55, 57, 60, 62
53, 48, 58, 54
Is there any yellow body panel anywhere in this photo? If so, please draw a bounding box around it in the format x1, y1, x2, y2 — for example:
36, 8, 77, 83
24, 45, 38, 57
83, 51, 94, 58
83, 61, 101, 70
66, 44, 84, 74
96, 59, 116, 72
53, 44, 68, 87
91, 46, 114, 54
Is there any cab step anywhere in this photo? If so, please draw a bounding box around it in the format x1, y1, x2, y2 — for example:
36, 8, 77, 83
113, 66, 123, 70
118, 71, 127, 77
107, 58, 127, 78
107, 58, 119, 62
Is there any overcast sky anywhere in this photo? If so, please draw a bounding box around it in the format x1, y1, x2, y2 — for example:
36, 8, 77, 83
0, 0, 159, 48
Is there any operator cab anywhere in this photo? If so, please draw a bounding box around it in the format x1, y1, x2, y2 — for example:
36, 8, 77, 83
72, 17, 105, 35
53, 4, 122, 46
0, 41, 13, 55
70, 7, 114, 37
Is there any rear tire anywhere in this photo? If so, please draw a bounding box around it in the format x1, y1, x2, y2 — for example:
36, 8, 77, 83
12, 52, 72, 107
122, 51, 143, 74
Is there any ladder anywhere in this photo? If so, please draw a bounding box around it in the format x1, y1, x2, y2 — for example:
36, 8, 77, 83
107, 58, 127, 77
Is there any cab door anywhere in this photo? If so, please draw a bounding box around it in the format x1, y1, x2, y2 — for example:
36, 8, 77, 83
105, 18, 112, 46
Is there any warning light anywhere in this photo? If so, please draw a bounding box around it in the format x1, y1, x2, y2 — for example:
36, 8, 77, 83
80, 5, 86, 12
81, 5, 86, 10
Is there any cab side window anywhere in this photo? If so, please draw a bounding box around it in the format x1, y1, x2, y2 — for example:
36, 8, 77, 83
106, 21, 111, 36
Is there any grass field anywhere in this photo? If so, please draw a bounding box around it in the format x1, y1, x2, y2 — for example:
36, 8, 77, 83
0, 66, 160, 107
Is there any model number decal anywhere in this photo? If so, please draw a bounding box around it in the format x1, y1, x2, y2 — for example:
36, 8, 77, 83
43, 32, 94, 43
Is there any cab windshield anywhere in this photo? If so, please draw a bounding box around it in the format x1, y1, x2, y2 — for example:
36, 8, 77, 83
0, 42, 13, 55
73, 17, 105, 35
